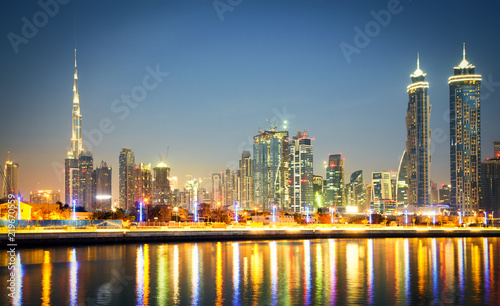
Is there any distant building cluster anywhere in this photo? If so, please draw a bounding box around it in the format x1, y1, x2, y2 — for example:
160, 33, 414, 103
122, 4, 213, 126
2, 46, 498, 219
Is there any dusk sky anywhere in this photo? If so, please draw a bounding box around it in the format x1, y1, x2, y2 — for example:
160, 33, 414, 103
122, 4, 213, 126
1, 0, 499, 203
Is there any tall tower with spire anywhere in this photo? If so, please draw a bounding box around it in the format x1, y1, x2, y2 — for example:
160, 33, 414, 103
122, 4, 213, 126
449, 44, 482, 216
69, 49, 82, 160
65, 50, 85, 205
406, 53, 431, 206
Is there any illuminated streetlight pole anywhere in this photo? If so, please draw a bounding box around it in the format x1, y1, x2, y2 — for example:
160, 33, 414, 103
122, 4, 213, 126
235, 203, 238, 223
72, 199, 76, 226
369, 209, 372, 224
484, 211, 488, 226
139, 202, 143, 223
272, 205, 276, 223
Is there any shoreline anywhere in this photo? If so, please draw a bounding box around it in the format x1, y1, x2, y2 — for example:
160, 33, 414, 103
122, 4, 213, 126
1, 227, 499, 248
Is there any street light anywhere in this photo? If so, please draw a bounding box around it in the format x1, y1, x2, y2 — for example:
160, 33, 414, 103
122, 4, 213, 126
484, 211, 488, 226
369, 209, 372, 224
139, 201, 143, 223
194, 202, 198, 223
272, 205, 276, 223
235, 203, 238, 223
72, 199, 76, 226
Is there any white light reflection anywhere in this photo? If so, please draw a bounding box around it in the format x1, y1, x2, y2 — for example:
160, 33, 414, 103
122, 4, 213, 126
329, 239, 337, 305
367, 239, 374, 304
191, 243, 200, 305
12, 252, 23, 306
303, 240, 311, 305
270, 241, 278, 306
483, 238, 491, 303
69, 248, 78, 306
157, 245, 167, 305
432, 238, 438, 300
457, 238, 465, 303
232, 242, 240, 305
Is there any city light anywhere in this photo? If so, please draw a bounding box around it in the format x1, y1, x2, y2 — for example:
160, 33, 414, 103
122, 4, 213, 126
72, 200, 76, 223
235, 203, 238, 223
139, 202, 143, 222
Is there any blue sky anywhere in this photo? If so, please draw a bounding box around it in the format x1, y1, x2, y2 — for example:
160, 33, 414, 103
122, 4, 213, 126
1, 0, 499, 202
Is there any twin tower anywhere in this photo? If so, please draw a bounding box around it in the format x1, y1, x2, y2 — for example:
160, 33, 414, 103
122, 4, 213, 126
405, 44, 481, 216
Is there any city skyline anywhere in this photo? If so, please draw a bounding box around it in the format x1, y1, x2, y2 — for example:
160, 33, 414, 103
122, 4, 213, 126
1, 1, 500, 201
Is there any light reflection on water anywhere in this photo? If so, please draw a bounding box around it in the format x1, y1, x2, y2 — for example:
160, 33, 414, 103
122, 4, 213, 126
1, 237, 499, 305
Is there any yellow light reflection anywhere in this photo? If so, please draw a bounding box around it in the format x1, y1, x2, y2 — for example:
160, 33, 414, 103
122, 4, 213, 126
173, 245, 180, 304
216, 242, 223, 306
144, 244, 150, 306
41, 251, 51, 306
157, 245, 168, 305
251, 243, 261, 301
417, 240, 427, 295
346, 242, 360, 301
315, 243, 324, 304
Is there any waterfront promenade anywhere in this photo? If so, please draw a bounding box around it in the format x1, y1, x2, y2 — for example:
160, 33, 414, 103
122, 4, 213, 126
2, 224, 499, 247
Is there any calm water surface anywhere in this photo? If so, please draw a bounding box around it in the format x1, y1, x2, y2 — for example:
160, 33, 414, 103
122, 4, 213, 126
0, 237, 498, 305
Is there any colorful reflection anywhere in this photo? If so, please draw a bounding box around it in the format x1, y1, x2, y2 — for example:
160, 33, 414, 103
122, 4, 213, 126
69, 248, 78, 306
157, 245, 167, 305
172, 245, 180, 304
11, 252, 23, 306
328, 239, 337, 305
270, 241, 278, 306
41, 251, 51, 306
232, 242, 240, 305
303, 240, 311, 305
367, 239, 374, 304
136, 245, 144, 305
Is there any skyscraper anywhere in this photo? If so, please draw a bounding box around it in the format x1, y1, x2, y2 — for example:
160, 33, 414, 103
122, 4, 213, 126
94, 161, 112, 210
449, 44, 482, 216
289, 130, 313, 213
153, 161, 170, 205
371, 171, 392, 213
135, 163, 152, 205
65, 50, 83, 205
313, 175, 324, 208
349, 170, 366, 211
480, 142, 500, 213
223, 169, 240, 207
397, 150, 409, 206
325, 154, 344, 209
3, 157, 19, 198
119, 148, 135, 210
212, 173, 223, 208
494, 141, 500, 158
78, 151, 94, 211
239, 151, 254, 209
253, 129, 290, 210
406, 54, 431, 206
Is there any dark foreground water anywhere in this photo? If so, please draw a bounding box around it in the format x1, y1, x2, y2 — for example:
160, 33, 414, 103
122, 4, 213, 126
1, 237, 498, 305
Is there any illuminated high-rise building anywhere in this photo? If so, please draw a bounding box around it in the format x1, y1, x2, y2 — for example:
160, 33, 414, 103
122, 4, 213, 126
253, 129, 290, 210
349, 170, 366, 211
94, 161, 112, 210
313, 175, 324, 208
439, 184, 451, 204
153, 161, 170, 205
289, 130, 313, 213
371, 171, 392, 213
212, 173, 223, 208
406, 54, 431, 206
30, 190, 61, 204
396, 151, 409, 206
65, 50, 83, 205
134, 163, 152, 205
78, 151, 94, 211
480, 142, 500, 213
223, 169, 240, 207
325, 154, 344, 208
119, 148, 135, 210
494, 141, 500, 158
449, 44, 482, 216
3, 156, 19, 198
239, 151, 254, 209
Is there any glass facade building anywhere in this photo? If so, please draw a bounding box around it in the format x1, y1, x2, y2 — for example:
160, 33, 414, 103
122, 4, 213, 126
78, 151, 94, 211
253, 129, 290, 210
239, 151, 254, 209
94, 161, 112, 210
406, 54, 431, 206
325, 154, 344, 208
119, 148, 135, 210
449, 45, 482, 216
397, 150, 409, 207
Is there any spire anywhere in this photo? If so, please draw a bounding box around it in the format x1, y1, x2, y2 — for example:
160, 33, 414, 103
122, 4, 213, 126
458, 42, 472, 69
411, 53, 425, 78
69, 49, 82, 159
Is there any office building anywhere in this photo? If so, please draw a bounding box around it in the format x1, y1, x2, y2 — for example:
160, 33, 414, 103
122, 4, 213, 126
212, 173, 223, 208
313, 175, 324, 208
94, 161, 112, 210
78, 151, 94, 211
406, 54, 431, 206
135, 163, 152, 205
3, 157, 19, 198
325, 154, 344, 208
397, 151, 409, 206
439, 184, 451, 204
239, 151, 254, 209
253, 129, 290, 210
30, 190, 61, 204
153, 161, 170, 205
449, 44, 482, 216
289, 130, 314, 213
119, 148, 135, 210
371, 171, 392, 213
348, 170, 366, 211
480, 142, 500, 212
